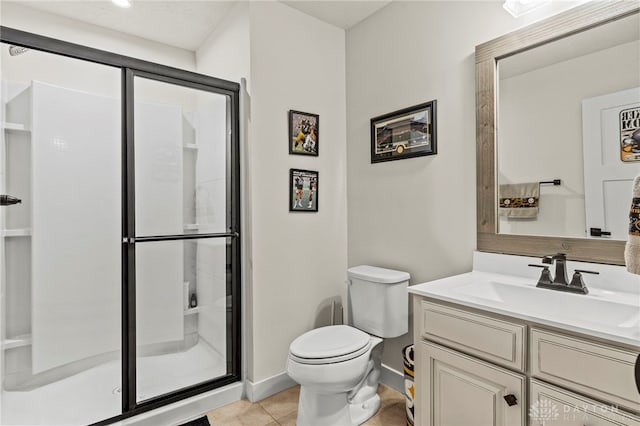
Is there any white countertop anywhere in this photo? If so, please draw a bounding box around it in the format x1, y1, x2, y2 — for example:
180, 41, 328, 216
408, 252, 640, 348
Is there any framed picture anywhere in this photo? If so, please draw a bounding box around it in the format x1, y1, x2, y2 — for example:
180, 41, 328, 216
620, 105, 640, 163
290, 169, 318, 212
370, 100, 437, 163
289, 110, 319, 156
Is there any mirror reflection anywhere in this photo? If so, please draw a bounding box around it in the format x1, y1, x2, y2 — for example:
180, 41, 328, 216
497, 13, 640, 241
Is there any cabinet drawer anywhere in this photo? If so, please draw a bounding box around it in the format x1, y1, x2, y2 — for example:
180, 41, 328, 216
531, 328, 640, 413
420, 301, 526, 371
530, 379, 640, 426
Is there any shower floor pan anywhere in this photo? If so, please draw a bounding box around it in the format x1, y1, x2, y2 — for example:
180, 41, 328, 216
1, 340, 226, 426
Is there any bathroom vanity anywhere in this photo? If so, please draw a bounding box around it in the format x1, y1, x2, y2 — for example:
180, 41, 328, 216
436, 2, 640, 424
409, 252, 640, 426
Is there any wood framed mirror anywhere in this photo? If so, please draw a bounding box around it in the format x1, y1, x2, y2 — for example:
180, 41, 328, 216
476, 1, 639, 265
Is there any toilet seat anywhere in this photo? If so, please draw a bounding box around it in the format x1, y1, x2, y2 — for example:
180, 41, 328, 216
289, 325, 371, 365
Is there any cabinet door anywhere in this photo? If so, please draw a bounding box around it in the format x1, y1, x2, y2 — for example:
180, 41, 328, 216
530, 379, 640, 426
416, 341, 525, 426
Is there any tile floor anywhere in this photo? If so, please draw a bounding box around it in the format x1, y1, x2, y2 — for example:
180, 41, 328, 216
206, 384, 407, 426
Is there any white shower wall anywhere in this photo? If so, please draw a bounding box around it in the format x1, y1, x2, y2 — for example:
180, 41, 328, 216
135, 99, 185, 347
2, 78, 229, 387
196, 239, 227, 355
194, 94, 228, 232
30, 81, 121, 374
194, 94, 228, 359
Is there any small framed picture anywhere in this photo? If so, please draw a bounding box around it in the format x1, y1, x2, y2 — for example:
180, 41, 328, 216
289, 110, 319, 156
370, 100, 437, 163
290, 169, 318, 212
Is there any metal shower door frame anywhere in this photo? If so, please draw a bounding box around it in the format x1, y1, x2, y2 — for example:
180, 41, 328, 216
0, 26, 242, 425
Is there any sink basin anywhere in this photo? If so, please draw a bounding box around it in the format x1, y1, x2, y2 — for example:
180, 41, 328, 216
409, 270, 640, 346
452, 279, 640, 331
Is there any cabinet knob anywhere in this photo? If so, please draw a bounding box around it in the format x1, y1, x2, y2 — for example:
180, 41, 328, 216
503, 394, 518, 406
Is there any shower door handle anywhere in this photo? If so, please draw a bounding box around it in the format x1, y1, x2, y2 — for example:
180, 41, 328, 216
0, 194, 22, 206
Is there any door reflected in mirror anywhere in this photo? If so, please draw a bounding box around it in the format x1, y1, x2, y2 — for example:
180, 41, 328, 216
496, 13, 640, 241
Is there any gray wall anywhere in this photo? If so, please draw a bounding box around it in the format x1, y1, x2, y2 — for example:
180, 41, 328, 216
345, 0, 578, 371
199, 1, 349, 383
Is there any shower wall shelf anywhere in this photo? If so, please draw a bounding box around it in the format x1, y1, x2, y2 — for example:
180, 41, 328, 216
2, 334, 32, 350
183, 143, 198, 150
1, 228, 32, 237
2, 122, 29, 132
184, 307, 200, 316
2, 82, 33, 379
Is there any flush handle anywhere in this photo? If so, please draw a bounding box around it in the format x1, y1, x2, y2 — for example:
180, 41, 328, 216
503, 394, 518, 406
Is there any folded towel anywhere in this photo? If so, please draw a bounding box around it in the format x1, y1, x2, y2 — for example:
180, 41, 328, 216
499, 182, 539, 218
625, 175, 640, 275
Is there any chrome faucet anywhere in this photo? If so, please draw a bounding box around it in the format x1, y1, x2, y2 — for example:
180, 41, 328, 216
528, 253, 598, 295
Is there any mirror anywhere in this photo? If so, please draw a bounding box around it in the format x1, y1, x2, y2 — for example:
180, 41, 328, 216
497, 13, 640, 241
476, 2, 640, 265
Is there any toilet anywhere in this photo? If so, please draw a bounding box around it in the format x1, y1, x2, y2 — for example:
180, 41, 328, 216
286, 265, 410, 426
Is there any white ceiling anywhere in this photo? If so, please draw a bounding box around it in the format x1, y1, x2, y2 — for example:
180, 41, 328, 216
9, 1, 237, 51
281, 1, 390, 29
9, 0, 391, 51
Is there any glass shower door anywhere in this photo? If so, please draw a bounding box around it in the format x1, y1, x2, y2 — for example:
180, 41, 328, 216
130, 73, 238, 403
0, 45, 122, 425
1, 30, 240, 425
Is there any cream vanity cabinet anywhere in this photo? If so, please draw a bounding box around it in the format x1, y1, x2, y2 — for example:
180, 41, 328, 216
414, 300, 527, 426
413, 298, 640, 426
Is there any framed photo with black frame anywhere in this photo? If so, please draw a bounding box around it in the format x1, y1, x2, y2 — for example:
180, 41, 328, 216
289, 110, 319, 156
370, 100, 437, 163
289, 168, 318, 212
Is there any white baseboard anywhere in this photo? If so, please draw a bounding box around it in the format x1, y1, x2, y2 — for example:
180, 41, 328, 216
380, 363, 404, 394
244, 364, 404, 405
116, 382, 244, 426
112, 367, 401, 425
245, 371, 297, 402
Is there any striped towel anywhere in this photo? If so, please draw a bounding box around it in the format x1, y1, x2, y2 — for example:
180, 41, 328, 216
625, 175, 640, 275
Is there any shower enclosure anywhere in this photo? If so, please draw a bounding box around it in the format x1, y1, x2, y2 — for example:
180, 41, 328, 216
0, 28, 241, 426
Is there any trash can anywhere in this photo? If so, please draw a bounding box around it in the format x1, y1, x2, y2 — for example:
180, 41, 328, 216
403, 344, 415, 426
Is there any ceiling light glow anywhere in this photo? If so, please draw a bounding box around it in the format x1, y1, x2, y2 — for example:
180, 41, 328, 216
111, 0, 131, 8
503, 0, 551, 17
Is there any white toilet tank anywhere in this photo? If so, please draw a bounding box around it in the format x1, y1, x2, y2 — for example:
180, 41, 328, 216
347, 265, 410, 338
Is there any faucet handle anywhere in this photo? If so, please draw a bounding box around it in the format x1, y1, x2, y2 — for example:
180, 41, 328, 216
569, 269, 599, 294
574, 269, 599, 275
528, 264, 553, 285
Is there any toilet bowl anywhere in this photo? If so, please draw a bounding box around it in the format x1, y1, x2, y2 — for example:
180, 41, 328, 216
287, 325, 383, 426
286, 265, 410, 426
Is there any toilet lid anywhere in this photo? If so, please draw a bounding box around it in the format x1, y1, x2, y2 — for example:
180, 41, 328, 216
289, 325, 370, 362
